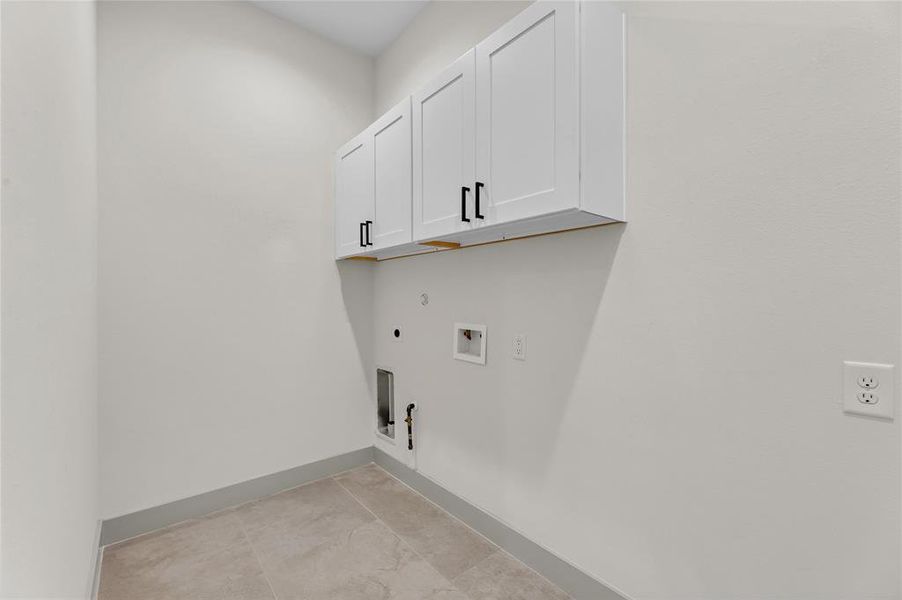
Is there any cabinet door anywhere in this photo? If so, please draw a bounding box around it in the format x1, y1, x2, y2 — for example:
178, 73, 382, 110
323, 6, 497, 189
412, 50, 476, 241
475, 1, 579, 225
334, 134, 373, 258
372, 98, 412, 250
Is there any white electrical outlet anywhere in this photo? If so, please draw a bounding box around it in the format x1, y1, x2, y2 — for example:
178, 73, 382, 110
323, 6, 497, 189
857, 391, 878, 405
844, 361, 894, 419
857, 375, 879, 389
512, 334, 527, 361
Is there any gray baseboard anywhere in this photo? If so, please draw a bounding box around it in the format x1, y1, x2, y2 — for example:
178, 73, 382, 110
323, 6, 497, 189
89, 519, 103, 599
373, 449, 629, 600
100, 446, 374, 546
98, 445, 627, 600
91, 545, 103, 600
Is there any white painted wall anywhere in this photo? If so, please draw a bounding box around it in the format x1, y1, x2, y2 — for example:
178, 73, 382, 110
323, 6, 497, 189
98, 1, 375, 518
0, 1, 100, 597
375, 0, 530, 114
373, 2, 902, 599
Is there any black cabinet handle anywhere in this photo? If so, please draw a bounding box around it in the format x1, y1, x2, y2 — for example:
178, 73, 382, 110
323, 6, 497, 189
359, 222, 365, 248
365, 220, 373, 246
461, 186, 471, 222
475, 182, 485, 219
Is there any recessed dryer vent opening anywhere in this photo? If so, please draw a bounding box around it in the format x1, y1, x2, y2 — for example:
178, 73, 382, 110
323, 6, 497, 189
377, 368, 395, 439
453, 323, 487, 365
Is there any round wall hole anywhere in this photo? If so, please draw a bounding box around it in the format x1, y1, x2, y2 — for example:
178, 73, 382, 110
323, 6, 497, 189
393, 328, 401, 338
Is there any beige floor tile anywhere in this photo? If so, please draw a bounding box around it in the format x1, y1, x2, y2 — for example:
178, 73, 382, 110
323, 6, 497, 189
99, 511, 273, 600
99, 467, 568, 600
452, 550, 571, 600
335, 465, 497, 580
263, 519, 469, 600
235, 477, 374, 567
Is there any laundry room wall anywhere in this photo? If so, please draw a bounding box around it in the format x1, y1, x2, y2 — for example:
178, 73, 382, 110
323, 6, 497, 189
98, 0, 376, 519
372, 2, 902, 598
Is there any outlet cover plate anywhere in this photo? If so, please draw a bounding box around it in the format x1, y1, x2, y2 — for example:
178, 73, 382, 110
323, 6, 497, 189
512, 334, 527, 361
843, 361, 894, 419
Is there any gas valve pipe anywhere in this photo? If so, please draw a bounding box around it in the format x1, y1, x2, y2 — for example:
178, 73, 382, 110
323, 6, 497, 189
404, 403, 416, 450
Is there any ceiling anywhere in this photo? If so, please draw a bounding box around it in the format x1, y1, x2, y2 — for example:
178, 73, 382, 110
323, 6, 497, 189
252, 1, 429, 56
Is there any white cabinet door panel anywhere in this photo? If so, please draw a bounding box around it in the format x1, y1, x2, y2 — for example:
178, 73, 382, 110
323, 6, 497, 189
475, 1, 579, 225
373, 98, 412, 250
334, 135, 373, 258
412, 50, 476, 241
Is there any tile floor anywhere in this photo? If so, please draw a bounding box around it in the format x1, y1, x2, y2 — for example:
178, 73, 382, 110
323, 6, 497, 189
99, 464, 571, 600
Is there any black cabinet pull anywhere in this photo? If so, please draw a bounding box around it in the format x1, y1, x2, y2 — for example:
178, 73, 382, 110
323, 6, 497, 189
365, 220, 373, 246
359, 222, 365, 248
475, 182, 485, 219
461, 186, 471, 222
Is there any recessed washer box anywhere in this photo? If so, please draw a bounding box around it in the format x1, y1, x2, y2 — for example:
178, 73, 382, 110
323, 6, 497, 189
453, 323, 486, 365
376, 368, 395, 441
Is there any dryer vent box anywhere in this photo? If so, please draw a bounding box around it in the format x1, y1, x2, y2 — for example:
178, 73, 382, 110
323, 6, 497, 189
453, 323, 486, 365
376, 368, 394, 440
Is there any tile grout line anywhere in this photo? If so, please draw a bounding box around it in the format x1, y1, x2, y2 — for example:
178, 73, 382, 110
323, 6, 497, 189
103, 466, 369, 550
447, 547, 502, 584
231, 511, 280, 600
365, 463, 501, 552
356, 463, 573, 599
331, 472, 474, 597
453, 545, 571, 599
338, 468, 503, 587
99, 462, 570, 600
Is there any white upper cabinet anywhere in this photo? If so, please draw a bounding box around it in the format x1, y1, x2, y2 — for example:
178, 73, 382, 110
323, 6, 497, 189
335, 1, 625, 260
475, 1, 579, 226
334, 134, 373, 258
372, 98, 412, 250
579, 0, 625, 221
335, 99, 413, 258
412, 50, 476, 241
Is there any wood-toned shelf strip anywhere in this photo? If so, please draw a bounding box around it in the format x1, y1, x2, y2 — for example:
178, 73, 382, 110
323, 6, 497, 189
419, 240, 461, 249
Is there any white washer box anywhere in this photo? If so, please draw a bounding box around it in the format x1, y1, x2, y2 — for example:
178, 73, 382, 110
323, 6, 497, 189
453, 323, 487, 365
